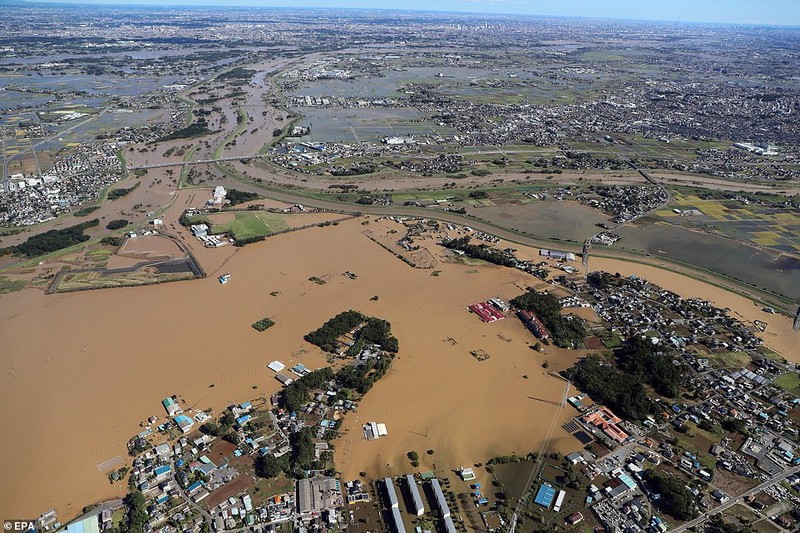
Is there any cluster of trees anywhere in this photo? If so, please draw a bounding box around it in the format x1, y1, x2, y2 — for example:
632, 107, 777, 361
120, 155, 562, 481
587, 271, 618, 290
511, 289, 587, 348
280, 367, 335, 412
112, 490, 147, 533
157, 120, 210, 142
646, 470, 697, 520
73, 205, 100, 217
616, 336, 682, 398
331, 164, 377, 176
565, 355, 652, 420
443, 236, 517, 267
106, 219, 129, 230
251, 317, 275, 332
3, 219, 99, 257
305, 310, 398, 354
101, 236, 123, 247
254, 427, 322, 480
226, 189, 260, 206
200, 410, 235, 438
335, 350, 394, 394
233, 235, 266, 247
107, 185, 137, 200
217, 67, 256, 80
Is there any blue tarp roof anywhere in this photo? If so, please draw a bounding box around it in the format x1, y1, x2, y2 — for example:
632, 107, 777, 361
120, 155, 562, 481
535, 484, 556, 508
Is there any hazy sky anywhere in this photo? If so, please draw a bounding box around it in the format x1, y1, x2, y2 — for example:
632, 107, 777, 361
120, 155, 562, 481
26, 0, 800, 26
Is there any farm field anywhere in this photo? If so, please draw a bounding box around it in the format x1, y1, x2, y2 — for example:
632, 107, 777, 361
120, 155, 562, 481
654, 193, 800, 254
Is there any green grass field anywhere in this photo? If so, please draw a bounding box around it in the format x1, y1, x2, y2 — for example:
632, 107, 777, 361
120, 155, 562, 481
707, 351, 751, 369
0, 276, 25, 294
774, 372, 800, 395
210, 212, 289, 240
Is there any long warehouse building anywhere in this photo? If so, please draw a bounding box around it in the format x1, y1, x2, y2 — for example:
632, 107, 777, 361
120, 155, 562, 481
405, 474, 425, 516
430, 478, 450, 518
384, 477, 399, 509
390, 507, 406, 533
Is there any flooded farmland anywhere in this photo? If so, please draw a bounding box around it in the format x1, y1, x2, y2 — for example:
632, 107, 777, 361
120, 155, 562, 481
0, 217, 579, 520
616, 221, 800, 300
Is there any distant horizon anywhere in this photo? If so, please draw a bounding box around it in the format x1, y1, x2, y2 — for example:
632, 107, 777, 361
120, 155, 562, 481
12, 0, 800, 27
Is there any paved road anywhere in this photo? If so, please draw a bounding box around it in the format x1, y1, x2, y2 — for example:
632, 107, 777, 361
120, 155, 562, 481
61, 498, 124, 527
671, 464, 800, 533
171, 458, 213, 522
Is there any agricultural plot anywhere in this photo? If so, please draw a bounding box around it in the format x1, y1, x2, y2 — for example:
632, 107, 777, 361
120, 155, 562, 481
296, 107, 458, 142
207, 211, 289, 240
774, 372, 800, 396
654, 194, 800, 254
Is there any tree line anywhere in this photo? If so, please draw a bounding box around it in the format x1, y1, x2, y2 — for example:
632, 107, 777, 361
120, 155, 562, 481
443, 236, 517, 267
1, 219, 99, 257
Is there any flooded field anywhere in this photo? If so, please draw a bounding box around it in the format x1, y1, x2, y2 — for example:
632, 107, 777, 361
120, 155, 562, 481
0, 216, 579, 521
472, 201, 800, 300
471, 200, 610, 242
297, 107, 457, 142
616, 221, 800, 300
291, 66, 498, 100
0, 211, 797, 521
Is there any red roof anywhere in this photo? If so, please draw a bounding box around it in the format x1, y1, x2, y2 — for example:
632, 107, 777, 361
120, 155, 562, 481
469, 302, 505, 323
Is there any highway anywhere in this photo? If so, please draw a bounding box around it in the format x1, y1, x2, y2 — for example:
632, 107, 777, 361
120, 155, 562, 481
670, 464, 800, 533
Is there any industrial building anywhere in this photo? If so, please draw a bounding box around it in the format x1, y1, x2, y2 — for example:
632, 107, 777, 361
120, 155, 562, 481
297, 476, 340, 518
389, 507, 406, 533
384, 477, 399, 509
430, 478, 450, 518
540, 249, 576, 261
468, 301, 506, 323
517, 309, 550, 340
534, 483, 556, 508
405, 474, 425, 516
443, 515, 457, 533
553, 489, 566, 512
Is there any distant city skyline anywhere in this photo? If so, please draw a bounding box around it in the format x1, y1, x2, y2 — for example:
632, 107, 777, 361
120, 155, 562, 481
19, 0, 800, 27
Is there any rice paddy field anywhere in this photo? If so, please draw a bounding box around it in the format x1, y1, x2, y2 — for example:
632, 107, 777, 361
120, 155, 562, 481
654, 193, 800, 254
296, 107, 458, 142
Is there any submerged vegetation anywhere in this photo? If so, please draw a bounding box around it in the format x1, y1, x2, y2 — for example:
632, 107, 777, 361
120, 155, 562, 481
251, 317, 275, 331
511, 289, 587, 348
1, 219, 99, 257
304, 310, 399, 354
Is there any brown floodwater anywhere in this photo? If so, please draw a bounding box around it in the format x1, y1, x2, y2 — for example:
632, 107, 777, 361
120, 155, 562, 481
0, 216, 793, 522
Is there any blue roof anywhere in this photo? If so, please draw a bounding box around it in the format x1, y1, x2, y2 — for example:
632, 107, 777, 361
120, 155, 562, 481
175, 414, 192, 425
240, 401, 252, 409
535, 483, 556, 508
236, 414, 251, 425
176, 458, 185, 468
186, 480, 203, 493
618, 473, 637, 490
154, 465, 171, 476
